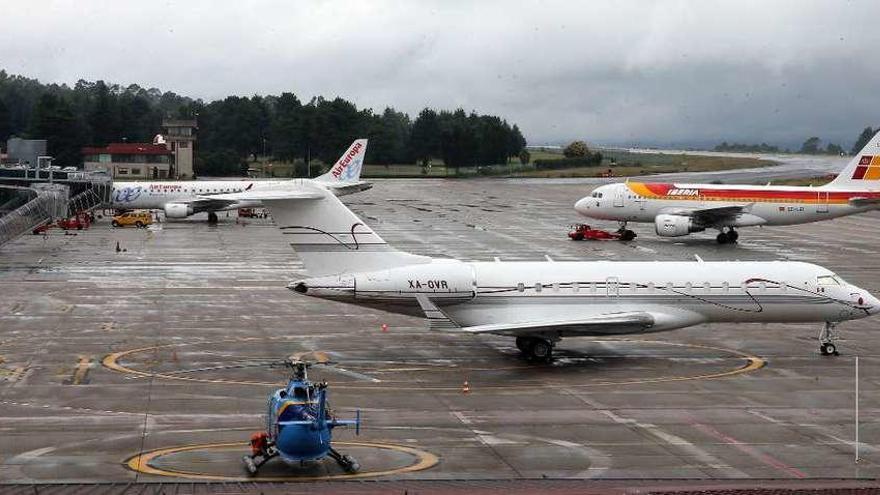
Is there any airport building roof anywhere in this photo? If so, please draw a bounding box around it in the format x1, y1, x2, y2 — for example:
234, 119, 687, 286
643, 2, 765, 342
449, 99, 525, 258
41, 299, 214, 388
81, 143, 172, 156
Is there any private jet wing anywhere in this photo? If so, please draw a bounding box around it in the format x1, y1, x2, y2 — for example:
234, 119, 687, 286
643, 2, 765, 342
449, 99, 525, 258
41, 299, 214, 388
415, 294, 654, 335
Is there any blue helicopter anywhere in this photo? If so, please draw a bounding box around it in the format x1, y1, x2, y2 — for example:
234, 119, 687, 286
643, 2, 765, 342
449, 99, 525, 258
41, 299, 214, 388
243, 355, 361, 475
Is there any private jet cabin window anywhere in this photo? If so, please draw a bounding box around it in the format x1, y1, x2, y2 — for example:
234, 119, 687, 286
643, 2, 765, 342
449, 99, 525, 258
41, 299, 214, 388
534, 283, 542, 292
516, 283, 524, 292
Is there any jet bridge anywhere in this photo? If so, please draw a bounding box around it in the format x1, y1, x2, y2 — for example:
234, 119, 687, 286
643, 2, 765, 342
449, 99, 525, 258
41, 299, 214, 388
0, 169, 112, 247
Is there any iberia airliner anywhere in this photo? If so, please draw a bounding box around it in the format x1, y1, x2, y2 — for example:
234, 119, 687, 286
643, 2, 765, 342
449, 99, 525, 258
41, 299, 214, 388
575, 132, 880, 243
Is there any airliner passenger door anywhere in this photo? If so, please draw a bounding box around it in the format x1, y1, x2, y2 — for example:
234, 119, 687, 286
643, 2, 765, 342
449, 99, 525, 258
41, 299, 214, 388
606, 277, 620, 297
817, 191, 829, 213
613, 187, 625, 207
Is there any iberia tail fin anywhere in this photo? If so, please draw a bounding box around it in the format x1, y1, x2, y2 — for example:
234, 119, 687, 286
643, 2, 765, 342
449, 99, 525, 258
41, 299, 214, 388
824, 130, 880, 190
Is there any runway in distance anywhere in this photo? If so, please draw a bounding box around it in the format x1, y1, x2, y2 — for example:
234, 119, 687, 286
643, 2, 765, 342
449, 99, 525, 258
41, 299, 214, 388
575, 132, 880, 243
109, 139, 371, 222
263, 185, 879, 361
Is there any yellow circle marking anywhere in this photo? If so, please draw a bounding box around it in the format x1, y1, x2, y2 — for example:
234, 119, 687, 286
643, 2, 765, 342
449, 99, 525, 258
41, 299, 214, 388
103, 339, 765, 391
126, 441, 439, 481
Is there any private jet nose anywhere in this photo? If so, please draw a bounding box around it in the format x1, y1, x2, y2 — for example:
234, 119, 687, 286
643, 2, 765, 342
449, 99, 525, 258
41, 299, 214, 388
857, 290, 880, 315
287, 274, 355, 301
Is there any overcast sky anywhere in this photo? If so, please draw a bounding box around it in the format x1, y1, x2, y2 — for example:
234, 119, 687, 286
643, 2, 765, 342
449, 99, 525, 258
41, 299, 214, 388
2, 0, 879, 148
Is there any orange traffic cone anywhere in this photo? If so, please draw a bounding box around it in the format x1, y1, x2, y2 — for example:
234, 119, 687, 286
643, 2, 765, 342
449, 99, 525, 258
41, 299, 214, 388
381, 323, 388, 332
462, 380, 470, 394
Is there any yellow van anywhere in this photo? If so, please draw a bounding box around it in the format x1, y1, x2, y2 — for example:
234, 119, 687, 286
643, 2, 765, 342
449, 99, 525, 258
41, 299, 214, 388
112, 211, 153, 228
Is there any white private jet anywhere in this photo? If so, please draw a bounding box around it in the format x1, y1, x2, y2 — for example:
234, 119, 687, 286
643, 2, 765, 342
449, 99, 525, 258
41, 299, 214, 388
109, 139, 371, 222
260, 185, 879, 361
575, 133, 880, 243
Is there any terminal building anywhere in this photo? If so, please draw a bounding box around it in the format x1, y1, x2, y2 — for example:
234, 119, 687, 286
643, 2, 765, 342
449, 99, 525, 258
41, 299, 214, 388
82, 143, 173, 179
5, 138, 48, 166
82, 118, 197, 179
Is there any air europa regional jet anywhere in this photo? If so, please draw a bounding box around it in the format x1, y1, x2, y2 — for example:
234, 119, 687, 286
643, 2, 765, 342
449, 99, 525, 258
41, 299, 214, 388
257, 184, 879, 362
575, 132, 880, 243
110, 139, 370, 223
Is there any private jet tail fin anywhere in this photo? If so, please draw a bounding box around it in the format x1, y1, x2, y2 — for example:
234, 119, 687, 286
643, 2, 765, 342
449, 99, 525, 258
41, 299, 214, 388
263, 185, 430, 276
824, 130, 880, 190
316, 139, 368, 184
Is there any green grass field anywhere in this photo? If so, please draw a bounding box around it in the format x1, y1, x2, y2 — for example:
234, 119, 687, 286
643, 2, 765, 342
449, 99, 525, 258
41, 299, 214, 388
244, 149, 773, 179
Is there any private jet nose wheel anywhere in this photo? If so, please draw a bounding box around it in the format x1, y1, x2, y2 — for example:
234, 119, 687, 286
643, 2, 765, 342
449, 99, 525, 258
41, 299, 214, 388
819, 322, 840, 356
517, 337, 554, 362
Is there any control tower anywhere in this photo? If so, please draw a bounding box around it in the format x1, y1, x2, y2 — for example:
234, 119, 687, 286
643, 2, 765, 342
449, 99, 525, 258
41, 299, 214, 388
161, 119, 197, 179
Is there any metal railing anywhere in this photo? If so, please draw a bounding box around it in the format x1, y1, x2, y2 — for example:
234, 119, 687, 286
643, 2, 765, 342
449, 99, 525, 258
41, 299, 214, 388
0, 184, 68, 247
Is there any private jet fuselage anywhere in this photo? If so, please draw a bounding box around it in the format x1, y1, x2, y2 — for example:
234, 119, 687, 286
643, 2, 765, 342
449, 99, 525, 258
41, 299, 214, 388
297, 259, 878, 329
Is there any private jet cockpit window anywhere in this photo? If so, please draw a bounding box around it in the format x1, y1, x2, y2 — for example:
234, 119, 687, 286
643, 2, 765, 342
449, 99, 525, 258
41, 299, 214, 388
817, 275, 843, 286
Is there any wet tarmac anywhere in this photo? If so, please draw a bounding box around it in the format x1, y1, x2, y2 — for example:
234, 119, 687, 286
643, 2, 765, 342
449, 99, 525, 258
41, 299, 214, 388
0, 178, 879, 485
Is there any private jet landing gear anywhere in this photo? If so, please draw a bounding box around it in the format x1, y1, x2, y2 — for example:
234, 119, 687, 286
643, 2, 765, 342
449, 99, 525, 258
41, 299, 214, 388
515, 336, 555, 362
208, 211, 219, 224
328, 447, 361, 473
819, 322, 840, 356
716, 228, 739, 244
616, 221, 637, 242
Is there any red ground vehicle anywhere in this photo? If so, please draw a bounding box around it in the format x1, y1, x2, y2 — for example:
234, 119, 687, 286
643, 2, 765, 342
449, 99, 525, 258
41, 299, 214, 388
238, 207, 268, 218
568, 223, 636, 241
32, 211, 93, 234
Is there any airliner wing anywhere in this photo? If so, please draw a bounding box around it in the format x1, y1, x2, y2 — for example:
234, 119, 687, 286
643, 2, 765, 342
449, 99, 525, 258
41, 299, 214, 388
665, 205, 747, 224
196, 189, 326, 202
324, 180, 373, 196
414, 294, 653, 335
179, 189, 325, 212
848, 196, 880, 207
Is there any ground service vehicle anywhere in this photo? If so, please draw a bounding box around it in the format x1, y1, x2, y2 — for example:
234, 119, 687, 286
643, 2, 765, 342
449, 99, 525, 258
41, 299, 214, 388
112, 211, 153, 228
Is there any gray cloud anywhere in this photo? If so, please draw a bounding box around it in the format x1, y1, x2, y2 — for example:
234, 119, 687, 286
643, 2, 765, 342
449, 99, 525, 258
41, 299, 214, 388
2, 0, 878, 147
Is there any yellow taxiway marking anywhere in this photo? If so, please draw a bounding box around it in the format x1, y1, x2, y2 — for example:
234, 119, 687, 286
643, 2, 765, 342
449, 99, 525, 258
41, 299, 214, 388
102, 339, 765, 391
71, 357, 92, 385
125, 440, 439, 481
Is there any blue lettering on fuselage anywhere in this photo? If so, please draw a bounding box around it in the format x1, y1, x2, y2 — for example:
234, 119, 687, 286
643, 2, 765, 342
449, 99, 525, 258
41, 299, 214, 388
113, 186, 143, 204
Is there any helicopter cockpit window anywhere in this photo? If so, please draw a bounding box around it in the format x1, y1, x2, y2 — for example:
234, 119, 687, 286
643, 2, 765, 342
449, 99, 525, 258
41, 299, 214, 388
292, 387, 309, 400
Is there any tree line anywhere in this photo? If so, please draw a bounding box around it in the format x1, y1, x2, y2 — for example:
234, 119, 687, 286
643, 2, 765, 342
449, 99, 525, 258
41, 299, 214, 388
714, 128, 880, 156
0, 70, 526, 174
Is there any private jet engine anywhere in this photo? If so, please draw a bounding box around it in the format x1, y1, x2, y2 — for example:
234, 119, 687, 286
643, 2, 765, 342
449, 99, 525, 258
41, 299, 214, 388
164, 203, 193, 218
654, 214, 704, 237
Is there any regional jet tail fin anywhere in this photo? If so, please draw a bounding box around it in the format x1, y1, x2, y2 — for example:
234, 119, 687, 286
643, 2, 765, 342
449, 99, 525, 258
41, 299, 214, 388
316, 139, 368, 186
262, 185, 430, 277
824, 130, 880, 190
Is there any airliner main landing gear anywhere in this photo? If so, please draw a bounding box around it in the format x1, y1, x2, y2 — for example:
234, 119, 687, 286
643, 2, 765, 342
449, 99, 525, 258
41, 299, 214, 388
616, 221, 637, 242
208, 211, 219, 224
716, 228, 739, 244
516, 336, 556, 362
819, 322, 840, 356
